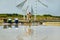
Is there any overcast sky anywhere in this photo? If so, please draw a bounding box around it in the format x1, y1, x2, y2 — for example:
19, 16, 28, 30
0, 0, 60, 16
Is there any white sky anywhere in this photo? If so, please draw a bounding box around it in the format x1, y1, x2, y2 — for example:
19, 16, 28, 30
0, 0, 60, 16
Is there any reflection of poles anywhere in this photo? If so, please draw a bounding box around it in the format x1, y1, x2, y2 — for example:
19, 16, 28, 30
26, 26, 33, 36
26, 21, 33, 36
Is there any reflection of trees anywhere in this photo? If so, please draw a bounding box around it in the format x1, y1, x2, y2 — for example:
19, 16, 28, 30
43, 14, 52, 17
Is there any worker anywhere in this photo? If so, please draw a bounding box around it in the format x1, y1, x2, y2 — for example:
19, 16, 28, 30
8, 18, 12, 24
14, 18, 18, 24
7, 18, 12, 28
3, 18, 7, 23
27, 12, 32, 20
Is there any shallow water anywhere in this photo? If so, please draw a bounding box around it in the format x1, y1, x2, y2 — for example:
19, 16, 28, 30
0, 25, 60, 40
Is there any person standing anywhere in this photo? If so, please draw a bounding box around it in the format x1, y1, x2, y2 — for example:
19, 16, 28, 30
13, 18, 19, 28
3, 18, 7, 23
27, 12, 32, 21
8, 18, 12, 24
14, 18, 18, 24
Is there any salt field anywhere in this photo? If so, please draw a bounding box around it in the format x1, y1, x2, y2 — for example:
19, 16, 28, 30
0, 0, 60, 40
0, 25, 60, 40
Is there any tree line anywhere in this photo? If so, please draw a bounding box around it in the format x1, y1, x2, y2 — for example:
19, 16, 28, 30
0, 13, 60, 18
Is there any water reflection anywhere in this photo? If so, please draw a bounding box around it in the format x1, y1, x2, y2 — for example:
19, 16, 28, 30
26, 26, 33, 36
17, 22, 34, 40
15, 24, 18, 28
3, 23, 18, 29
3, 25, 7, 29
3, 22, 40, 29
2, 22, 49, 40
8, 24, 12, 28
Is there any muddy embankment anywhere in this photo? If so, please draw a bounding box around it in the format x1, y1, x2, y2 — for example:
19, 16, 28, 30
43, 22, 60, 26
